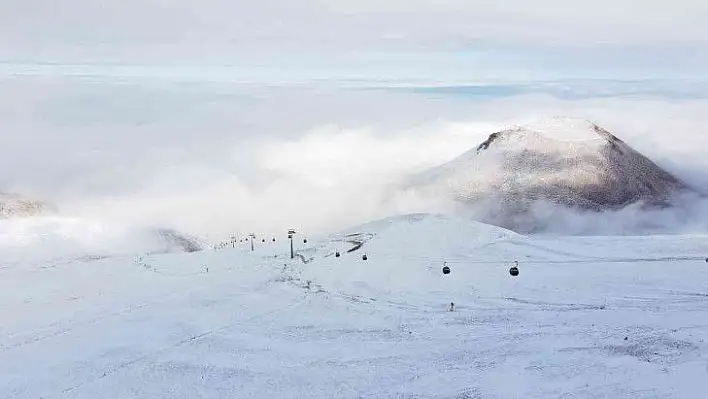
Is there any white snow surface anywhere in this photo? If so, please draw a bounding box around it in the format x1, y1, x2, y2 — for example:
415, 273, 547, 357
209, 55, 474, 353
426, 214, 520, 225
515, 117, 610, 143
2, 213, 708, 398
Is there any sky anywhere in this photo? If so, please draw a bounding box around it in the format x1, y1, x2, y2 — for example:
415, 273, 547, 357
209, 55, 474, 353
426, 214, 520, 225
1, 0, 708, 79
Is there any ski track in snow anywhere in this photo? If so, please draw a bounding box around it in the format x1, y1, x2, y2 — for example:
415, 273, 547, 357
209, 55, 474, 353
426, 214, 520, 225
2, 214, 708, 398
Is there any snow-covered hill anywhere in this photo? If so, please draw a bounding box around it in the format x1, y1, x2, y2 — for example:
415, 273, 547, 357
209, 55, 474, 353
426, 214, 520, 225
404, 118, 695, 233
0, 216, 203, 265
0, 192, 52, 218
2, 213, 708, 398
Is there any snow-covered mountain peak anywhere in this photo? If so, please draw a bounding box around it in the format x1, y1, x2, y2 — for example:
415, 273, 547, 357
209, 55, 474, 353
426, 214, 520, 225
404, 119, 694, 233
476, 117, 621, 155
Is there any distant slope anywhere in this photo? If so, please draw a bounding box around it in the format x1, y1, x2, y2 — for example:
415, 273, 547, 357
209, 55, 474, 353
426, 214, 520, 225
0, 216, 203, 265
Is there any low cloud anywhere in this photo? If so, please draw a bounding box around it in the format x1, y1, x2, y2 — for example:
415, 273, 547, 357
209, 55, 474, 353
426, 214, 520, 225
2, 75, 708, 246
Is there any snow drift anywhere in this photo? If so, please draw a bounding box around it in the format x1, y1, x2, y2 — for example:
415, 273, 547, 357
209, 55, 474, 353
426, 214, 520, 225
404, 118, 699, 233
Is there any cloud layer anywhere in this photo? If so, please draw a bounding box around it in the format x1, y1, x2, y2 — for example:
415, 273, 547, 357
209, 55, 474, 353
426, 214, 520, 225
3, 74, 708, 242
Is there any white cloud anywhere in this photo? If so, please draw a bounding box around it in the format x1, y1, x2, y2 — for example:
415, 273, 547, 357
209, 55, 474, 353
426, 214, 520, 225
3, 73, 708, 239
1, 0, 707, 65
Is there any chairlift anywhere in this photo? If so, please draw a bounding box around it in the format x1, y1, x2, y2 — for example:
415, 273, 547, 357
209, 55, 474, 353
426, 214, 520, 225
362, 254, 368, 261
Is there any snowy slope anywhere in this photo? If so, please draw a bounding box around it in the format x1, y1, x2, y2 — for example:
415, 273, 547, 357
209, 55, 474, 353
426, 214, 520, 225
405, 118, 694, 233
2, 213, 708, 398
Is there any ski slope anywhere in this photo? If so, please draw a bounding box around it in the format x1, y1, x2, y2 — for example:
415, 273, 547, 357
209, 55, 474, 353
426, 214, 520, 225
2, 214, 708, 398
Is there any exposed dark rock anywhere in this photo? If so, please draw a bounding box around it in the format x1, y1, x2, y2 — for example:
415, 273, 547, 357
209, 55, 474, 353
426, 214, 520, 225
154, 228, 203, 252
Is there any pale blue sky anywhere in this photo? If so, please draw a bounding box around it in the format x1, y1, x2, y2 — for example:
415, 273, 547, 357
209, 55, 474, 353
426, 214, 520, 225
1, 0, 707, 80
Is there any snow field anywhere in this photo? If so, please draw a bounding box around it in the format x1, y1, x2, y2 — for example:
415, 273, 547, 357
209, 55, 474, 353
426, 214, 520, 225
2, 214, 708, 398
